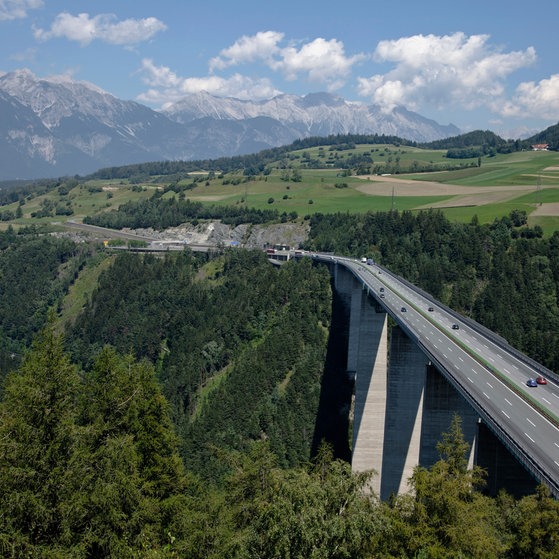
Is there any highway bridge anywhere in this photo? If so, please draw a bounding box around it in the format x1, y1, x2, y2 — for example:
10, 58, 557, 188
310, 253, 559, 499
60, 221, 559, 498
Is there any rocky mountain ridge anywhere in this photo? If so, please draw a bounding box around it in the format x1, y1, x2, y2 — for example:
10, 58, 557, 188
0, 69, 460, 180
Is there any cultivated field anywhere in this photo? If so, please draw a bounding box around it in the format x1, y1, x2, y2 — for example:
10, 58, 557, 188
3, 144, 559, 235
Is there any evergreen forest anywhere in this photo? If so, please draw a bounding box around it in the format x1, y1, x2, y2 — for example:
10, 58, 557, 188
2, 206, 559, 557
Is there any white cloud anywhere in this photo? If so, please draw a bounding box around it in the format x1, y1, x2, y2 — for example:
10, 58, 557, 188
137, 31, 364, 107
357, 33, 536, 113
500, 74, 559, 120
210, 31, 364, 91
210, 31, 284, 71
0, 0, 42, 21
33, 12, 167, 46
137, 58, 282, 106
273, 37, 365, 89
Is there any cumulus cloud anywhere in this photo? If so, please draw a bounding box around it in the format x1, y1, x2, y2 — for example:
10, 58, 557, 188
0, 0, 42, 21
33, 12, 167, 46
136, 30, 364, 107
500, 74, 559, 120
357, 32, 536, 113
273, 37, 365, 89
137, 58, 282, 106
210, 31, 284, 71
211, 31, 364, 90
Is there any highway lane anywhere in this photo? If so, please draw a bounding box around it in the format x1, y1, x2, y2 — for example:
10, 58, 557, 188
322, 254, 559, 492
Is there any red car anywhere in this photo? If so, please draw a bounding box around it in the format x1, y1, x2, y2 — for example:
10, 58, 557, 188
536, 376, 547, 385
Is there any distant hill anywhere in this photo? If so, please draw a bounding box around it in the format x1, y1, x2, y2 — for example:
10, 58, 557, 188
525, 122, 559, 150
0, 69, 460, 180
420, 130, 507, 150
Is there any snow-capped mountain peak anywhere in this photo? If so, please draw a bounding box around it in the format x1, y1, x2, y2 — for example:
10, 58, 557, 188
0, 69, 460, 180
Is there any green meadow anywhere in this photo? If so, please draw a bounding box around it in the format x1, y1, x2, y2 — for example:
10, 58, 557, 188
3, 143, 559, 234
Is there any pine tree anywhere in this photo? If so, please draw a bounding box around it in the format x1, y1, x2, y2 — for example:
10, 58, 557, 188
0, 326, 84, 556
78, 346, 190, 556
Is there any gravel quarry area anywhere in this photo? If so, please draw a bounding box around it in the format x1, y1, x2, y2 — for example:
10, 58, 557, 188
134, 221, 311, 249
58, 220, 311, 250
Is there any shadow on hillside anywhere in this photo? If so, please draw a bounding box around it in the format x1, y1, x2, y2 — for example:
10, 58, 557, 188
311, 286, 353, 462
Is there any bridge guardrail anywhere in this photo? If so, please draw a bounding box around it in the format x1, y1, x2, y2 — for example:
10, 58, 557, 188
386, 264, 559, 385
418, 340, 559, 499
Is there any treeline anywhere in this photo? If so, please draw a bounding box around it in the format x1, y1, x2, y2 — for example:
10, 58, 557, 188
65, 251, 333, 478
0, 227, 92, 379
424, 124, 559, 153
2, 331, 559, 558
83, 193, 290, 229
304, 209, 559, 370
89, 134, 418, 181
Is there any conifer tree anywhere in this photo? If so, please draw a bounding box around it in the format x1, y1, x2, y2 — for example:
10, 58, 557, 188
78, 346, 190, 556
0, 326, 84, 556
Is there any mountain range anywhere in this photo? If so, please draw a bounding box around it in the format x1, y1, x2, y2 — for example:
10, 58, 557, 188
0, 69, 461, 180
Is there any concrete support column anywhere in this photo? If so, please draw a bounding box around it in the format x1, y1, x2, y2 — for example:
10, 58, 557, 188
419, 365, 479, 468
351, 291, 388, 497
381, 326, 429, 499
346, 284, 364, 375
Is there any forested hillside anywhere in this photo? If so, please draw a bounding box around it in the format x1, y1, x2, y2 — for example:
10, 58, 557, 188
0, 227, 93, 380
2, 327, 559, 557
305, 209, 559, 370
3, 212, 559, 555
66, 250, 333, 479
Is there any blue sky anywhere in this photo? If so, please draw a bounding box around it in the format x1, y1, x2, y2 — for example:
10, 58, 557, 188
1, 0, 558, 137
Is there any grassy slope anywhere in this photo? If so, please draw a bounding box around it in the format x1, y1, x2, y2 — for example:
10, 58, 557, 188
1, 144, 559, 234
55, 254, 115, 333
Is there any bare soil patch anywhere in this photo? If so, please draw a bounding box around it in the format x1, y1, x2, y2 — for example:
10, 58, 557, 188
530, 203, 559, 217
355, 175, 545, 208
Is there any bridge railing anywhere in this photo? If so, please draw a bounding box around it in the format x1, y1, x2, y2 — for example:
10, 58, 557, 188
376, 263, 559, 385
418, 339, 559, 499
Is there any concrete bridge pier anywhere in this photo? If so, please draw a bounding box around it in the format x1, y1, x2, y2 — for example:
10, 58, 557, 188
380, 326, 429, 498
330, 263, 538, 498
348, 286, 388, 496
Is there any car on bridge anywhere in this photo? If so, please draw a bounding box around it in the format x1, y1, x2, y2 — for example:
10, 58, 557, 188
537, 376, 547, 385
452, 324, 460, 330
428, 306, 434, 312
526, 378, 538, 387
401, 307, 406, 312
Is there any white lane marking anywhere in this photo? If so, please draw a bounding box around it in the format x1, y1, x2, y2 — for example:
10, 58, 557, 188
504, 368, 511, 374
467, 377, 473, 383
483, 392, 490, 399
554, 442, 559, 449
527, 418, 536, 427
553, 393, 559, 400
525, 433, 535, 443
488, 357, 495, 363
459, 357, 464, 362
502, 410, 510, 419
505, 398, 512, 406
543, 398, 552, 405
486, 382, 494, 388
555, 461, 559, 467
472, 368, 478, 375
443, 354, 448, 359
513, 365, 519, 370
